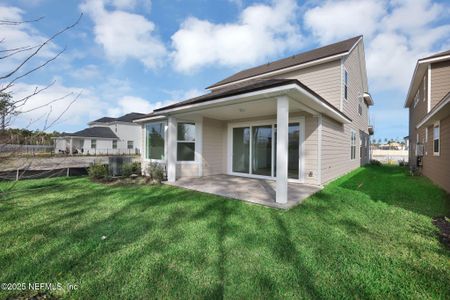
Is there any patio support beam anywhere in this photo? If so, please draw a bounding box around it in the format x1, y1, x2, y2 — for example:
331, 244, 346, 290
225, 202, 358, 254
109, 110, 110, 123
167, 116, 177, 182
69, 138, 73, 156
276, 95, 289, 204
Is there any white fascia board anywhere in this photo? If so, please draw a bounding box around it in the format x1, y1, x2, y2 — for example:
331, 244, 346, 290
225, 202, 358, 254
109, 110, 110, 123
155, 84, 351, 124
208, 53, 348, 91
416, 95, 450, 129
405, 54, 450, 107
133, 115, 167, 123
59, 136, 118, 140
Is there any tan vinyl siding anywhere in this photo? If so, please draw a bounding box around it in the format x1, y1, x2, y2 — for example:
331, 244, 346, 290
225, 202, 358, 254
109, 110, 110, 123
408, 73, 428, 162
320, 41, 370, 184
276, 60, 342, 109
304, 115, 318, 185
430, 60, 450, 108
202, 117, 227, 175
422, 116, 450, 193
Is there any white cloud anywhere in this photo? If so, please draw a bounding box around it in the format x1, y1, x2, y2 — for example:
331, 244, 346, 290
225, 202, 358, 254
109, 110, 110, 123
9, 82, 104, 131
303, 0, 450, 91
171, 0, 302, 72
80, 0, 166, 69
304, 0, 386, 44
0, 5, 59, 75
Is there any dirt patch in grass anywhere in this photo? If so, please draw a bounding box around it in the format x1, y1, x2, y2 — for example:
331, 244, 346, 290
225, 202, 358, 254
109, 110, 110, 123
432, 216, 450, 249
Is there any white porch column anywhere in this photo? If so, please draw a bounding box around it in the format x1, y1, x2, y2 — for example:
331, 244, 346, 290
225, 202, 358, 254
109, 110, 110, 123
167, 116, 177, 182
276, 96, 289, 204
69, 138, 73, 156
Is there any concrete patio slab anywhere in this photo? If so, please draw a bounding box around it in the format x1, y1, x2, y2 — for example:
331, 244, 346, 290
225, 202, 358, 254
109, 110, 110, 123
165, 174, 322, 209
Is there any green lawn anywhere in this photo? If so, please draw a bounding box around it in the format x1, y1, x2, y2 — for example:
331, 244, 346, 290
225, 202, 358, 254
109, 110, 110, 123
0, 166, 449, 299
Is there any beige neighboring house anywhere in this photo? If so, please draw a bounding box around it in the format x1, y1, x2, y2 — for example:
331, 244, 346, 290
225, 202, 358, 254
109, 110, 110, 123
135, 36, 374, 204
405, 50, 450, 193
54, 112, 145, 155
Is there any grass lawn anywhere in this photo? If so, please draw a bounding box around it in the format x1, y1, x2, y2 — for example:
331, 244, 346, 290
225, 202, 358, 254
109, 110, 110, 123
0, 165, 449, 299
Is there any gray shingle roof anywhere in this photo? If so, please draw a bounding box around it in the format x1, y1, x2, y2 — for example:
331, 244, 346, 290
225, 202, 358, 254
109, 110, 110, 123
116, 112, 146, 122
207, 35, 362, 89
91, 116, 116, 123
146, 78, 351, 122
69, 127, 118, 139
420, 49, 450, 61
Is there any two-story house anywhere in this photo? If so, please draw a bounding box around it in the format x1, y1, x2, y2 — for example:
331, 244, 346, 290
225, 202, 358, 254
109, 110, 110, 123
135, 36, 374, 204
54, 112, 145, 155
405, 50, 450, 193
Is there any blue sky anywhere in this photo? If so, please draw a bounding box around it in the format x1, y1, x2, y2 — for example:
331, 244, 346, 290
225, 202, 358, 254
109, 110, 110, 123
1, 0, 449, 141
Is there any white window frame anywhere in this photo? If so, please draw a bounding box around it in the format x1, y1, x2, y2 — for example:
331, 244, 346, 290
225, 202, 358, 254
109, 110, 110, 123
112, 140, 117, 149
344, 68, 349, 101
227, 117, 305, 183
127, 140, 133, 149
350, 130, 356, 160
177, 122, 196, 162
359, 134, 363, 158
423, 79, 426, 102
145, 121, 167, 162
433, 121, 440, 156
425, 128, 428, 143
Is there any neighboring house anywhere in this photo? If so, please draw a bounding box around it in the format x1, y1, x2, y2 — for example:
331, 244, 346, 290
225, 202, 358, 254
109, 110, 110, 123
405, 50, 450, 193
135, 36, 374, 203
54, 112, 145, 155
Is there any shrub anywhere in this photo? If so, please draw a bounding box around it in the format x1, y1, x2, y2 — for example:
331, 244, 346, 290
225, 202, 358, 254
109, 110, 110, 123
147, 162, 165, 184
88, 163, 109, 179
398, 160, 408, 167
369, 159, 382, 166
122, 162, 141, 177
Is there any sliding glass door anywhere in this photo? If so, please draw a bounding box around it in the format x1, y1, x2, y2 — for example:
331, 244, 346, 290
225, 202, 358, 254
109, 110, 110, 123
232, 127, 250, 173
252, 125, 273, 176
231, 121, 301, 180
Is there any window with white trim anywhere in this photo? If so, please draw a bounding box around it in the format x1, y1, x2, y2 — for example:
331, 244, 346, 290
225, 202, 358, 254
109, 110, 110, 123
413, 90, 419, 108
360, 135, 363, 158
177, 122, 196, 161
351, 130, 356, 160
146, 122, 165, 160
91, 139, 96, 149
433, 122, 440, 156
127, 141, 133, 149
112, 140, 117, 149
344, 69, 349, 101
423, 79, 426, 102
358, 97, 363, 116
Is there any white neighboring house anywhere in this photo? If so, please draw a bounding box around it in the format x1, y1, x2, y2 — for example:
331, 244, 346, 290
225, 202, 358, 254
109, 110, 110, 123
54, 112, 145, 155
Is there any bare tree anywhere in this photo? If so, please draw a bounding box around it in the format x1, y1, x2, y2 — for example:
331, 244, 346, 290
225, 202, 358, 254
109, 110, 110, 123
0, 13, 83, 196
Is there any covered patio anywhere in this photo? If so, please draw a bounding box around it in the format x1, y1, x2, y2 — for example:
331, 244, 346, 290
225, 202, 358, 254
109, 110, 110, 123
166, 174, 322, 209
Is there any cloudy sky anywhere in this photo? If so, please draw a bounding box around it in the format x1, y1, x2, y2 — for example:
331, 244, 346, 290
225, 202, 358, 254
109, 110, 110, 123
1, 0, 449, 141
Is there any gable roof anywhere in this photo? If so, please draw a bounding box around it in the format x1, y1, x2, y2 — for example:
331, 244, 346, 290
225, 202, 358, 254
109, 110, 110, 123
91, 116, 116, 123
140, 78, 351, 122
207, 35, 362, 89
68, 127, 118, 139
116, 112, 146, 122
90, 112, 146, 124
405, 48, 450, 107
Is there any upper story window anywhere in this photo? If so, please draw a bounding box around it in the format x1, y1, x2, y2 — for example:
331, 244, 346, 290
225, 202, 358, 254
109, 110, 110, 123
127, 141, 133, 149
177, 122, 196, 161
344, 69, 349, 101
413, 90, 419, 108
112, 140, 117, 149
146, 122, 165, 160
91, 139, 96, 149
350, 130, 356, 160
358, 96, 363, 116
433, 122, 440, 156
423, 79, 426, 102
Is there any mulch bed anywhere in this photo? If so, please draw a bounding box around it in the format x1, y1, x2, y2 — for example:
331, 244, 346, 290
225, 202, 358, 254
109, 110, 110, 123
432, 216, 450, 249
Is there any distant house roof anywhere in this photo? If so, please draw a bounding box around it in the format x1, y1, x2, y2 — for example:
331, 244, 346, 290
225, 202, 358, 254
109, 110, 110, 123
89, 112, 146, 124
134, 78, 351, 122
91, 116, 117, 123
207, 35, 362, 89
67, 127, 118, 139
115, 112, 146, 122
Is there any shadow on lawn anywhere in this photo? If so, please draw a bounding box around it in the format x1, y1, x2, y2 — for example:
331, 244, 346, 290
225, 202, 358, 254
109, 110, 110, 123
338, 165, 450, 217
